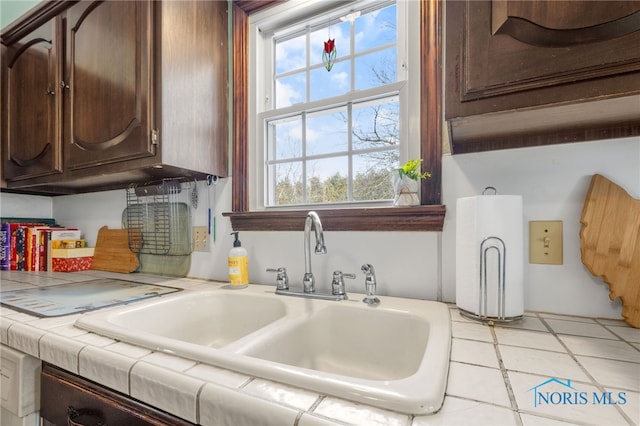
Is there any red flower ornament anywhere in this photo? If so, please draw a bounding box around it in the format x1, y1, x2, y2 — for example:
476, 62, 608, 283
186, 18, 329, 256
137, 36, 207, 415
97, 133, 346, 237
322, 38, 337, 71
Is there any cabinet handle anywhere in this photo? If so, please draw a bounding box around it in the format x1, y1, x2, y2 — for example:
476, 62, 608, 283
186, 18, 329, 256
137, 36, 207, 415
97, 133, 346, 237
61, 80, 70, 90
67, 406, 107, 426
46, 89, 55, 96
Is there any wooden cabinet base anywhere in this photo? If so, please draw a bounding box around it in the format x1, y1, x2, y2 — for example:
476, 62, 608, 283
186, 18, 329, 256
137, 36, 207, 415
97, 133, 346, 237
40, 363, 194, 426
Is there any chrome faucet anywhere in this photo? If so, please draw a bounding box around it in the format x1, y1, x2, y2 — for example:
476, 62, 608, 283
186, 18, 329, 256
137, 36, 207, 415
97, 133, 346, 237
268, 211, 350, 301
266, 267, 289, 290
331, 270, 355, 298
361, 263, 380, 305
303, 211, 327, 293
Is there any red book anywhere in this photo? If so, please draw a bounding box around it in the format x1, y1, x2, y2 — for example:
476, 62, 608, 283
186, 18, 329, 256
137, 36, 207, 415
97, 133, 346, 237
8, 223, 42, 270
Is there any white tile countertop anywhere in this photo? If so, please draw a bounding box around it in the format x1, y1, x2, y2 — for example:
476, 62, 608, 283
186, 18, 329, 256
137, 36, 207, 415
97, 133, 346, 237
1, 270, 639, 426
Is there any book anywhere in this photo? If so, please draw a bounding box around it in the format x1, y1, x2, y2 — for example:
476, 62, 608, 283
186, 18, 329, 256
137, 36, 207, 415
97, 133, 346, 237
0, 223, 9, 270
0, 223, 82, 271
14, 226, 25, 271
26, 226, 43, 271
4, 223, 49, 270
26, 226, 51, 271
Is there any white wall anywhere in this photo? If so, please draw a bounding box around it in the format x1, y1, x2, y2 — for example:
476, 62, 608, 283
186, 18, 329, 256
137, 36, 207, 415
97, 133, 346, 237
1, 137, 638, 318
441, 137, 640, 319
1, 1, 41, 30
39, 180, 441, 301
0, 192, 52, 218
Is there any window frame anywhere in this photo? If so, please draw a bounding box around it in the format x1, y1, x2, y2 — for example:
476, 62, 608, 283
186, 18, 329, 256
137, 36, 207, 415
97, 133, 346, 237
224, 0, 444, 231
259, 0, 406, 209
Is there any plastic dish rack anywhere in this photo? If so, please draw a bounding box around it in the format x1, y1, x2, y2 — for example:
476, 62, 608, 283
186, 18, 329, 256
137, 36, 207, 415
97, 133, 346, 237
124, 180, 192, 256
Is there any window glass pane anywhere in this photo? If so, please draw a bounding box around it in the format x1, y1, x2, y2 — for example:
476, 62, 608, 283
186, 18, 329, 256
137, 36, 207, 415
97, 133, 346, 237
306, 108, 348, 156
352, 152, 397, 201
354, 4, 397, 53
271, 116, 302, 160
275, 72, 306, 108
310, 20, 350, 67
352, 96, 399, 151
309, 60, 350, 102
275, 34, 306, 75
354, 47, 397, 90
306, 157, 349, 204
271, 161, 303, 205
265, 1, 402, 208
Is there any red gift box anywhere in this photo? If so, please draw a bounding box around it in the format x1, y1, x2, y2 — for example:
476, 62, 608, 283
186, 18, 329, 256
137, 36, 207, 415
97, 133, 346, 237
51, 248, 94, 272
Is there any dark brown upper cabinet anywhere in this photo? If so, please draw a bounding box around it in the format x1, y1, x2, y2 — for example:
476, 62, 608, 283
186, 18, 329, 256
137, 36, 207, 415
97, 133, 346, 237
445, 0, 640, 154
65, 1, 154, 172
2, 15, 63, 182
1, 0, 229, 194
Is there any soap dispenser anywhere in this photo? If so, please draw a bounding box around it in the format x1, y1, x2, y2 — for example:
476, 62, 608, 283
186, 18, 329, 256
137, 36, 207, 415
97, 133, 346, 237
228, 232, 249, 288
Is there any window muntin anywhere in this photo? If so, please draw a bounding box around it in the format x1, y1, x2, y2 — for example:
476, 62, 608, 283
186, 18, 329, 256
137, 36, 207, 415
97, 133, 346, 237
254, 0, 413, 209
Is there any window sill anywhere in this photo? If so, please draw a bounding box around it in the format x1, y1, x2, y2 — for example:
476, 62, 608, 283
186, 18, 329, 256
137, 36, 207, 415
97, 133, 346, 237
222, 205, 446, 232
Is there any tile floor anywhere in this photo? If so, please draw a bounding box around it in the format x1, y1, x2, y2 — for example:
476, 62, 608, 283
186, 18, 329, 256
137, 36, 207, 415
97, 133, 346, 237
433, 306, 640, 426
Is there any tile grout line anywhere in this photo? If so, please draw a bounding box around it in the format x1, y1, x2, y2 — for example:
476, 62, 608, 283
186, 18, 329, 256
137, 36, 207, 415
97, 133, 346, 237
595, 320, 640, 353
489, 324, 523, 426
194, 380, 207, 426
535, 313, 636, 426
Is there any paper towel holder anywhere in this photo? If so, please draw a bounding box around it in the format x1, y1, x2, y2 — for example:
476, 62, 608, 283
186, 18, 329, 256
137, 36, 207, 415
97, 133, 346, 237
459, 235, 524, 324
482, 186, 497, 195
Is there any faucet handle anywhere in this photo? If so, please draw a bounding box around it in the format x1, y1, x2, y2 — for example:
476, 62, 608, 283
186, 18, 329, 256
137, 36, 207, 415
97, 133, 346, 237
266, 267, 289, 290
361, 264, 380, 305
331, 270, 355, 297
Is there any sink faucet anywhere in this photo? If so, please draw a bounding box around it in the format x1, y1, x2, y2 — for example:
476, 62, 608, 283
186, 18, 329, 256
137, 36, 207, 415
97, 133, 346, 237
303, 211, 327, 293
269, 211, 347, 301
361, 263, 380, 305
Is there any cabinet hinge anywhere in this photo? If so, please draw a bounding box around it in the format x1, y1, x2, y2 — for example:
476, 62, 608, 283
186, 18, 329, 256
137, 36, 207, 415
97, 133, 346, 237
151, 129, 159, 145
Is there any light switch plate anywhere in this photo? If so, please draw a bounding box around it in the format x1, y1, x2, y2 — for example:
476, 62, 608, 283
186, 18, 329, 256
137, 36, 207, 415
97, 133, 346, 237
192, 226, 209, 252
529, 221, 563, 265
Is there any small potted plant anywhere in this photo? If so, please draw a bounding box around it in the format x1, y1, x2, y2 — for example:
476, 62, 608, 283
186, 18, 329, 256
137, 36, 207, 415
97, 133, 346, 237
392, 159, 431, 206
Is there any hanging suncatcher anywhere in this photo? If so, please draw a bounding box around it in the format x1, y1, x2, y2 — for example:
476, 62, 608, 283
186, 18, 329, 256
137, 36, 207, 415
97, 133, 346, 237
323, 37, 336, 71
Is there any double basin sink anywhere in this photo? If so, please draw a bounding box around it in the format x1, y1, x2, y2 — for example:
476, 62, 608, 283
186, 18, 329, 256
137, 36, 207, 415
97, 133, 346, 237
75, 284, 451, 414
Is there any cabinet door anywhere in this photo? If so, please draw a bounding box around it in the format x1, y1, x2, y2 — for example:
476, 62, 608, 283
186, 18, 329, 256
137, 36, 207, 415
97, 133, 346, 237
65, 0, 154, 171
447, 0, 640, 111
2, 17, 62, 182
445, 0, 640, 153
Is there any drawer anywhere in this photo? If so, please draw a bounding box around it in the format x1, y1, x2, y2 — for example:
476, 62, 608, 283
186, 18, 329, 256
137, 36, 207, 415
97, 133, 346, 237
40, 363, 193, 426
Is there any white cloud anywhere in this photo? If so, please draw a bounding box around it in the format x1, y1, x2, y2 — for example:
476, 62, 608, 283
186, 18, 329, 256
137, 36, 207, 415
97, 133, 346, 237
329, 71, 349, 90
275, 79, 302, 108
275, 35, 306, 71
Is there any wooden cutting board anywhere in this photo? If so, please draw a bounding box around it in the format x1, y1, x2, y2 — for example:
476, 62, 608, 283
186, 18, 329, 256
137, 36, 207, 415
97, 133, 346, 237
91, 226, 139, 273
580, 174, 640, 328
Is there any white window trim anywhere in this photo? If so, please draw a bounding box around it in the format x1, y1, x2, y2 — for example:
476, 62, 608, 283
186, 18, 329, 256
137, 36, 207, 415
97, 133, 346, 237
248, 0, 420, 211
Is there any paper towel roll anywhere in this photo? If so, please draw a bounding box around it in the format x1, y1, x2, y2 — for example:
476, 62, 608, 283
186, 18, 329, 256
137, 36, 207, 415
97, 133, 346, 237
456, 194, 524, 319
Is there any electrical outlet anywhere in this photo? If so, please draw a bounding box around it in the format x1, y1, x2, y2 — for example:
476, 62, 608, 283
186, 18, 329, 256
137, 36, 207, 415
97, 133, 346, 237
529, 221, 563, 265
192, 226, 209, 252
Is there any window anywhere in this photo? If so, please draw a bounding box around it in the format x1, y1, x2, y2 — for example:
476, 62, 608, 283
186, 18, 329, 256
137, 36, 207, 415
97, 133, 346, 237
252, 0, 416, 209
225, 0, 444, 231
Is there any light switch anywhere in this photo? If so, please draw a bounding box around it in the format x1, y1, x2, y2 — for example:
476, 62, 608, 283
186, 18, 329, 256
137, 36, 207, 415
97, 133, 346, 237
529, 221, 563, 265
